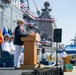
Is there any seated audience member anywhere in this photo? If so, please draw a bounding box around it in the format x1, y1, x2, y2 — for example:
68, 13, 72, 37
1, 34, 15, 56
9, 35, 15, 55
1, 34, 14, 67
9, 35, 15, 52
1, 34, 11, 52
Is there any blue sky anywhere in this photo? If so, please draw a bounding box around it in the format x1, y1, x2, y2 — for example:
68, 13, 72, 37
29, 0, 76, 45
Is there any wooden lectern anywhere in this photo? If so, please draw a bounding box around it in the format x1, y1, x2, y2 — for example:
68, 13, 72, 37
62, 56, 72, 64
63, 56, 72, 72
20, 33, 40, 69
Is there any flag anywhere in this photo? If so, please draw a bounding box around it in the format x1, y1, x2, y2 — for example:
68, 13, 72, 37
8, 29, 12, 36
2, 27, 9, 37
0, 29, 4, 44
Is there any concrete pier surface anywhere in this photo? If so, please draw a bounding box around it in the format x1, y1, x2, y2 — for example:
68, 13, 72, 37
64, 66, 76, 75
0, 67, 33, 75
0, 66, 76, 75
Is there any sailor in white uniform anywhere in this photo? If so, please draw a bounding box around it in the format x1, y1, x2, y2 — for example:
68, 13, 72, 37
1, 34, 11, 52
9, 35, 15, 55
60, 49, 68, 68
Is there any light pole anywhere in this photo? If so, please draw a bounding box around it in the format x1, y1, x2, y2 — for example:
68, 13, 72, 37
55, 42, 58, 66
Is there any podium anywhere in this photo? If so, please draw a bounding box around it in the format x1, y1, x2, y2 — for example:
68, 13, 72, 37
62, 56, 72, 64
63, 56, 73, 72
20, 33, 40, 69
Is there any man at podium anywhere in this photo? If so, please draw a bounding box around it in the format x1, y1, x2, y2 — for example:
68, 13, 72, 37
60, 49, 68, 69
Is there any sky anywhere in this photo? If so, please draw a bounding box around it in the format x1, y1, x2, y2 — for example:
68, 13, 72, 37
29, 0, 76, 45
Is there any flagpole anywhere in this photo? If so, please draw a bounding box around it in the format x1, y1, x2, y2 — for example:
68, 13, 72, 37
55, 42, 58, 66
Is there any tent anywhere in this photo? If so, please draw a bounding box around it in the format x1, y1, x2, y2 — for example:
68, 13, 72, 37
57, 45, 76, 54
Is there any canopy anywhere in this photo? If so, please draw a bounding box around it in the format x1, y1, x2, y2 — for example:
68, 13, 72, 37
57, 45, 76, 54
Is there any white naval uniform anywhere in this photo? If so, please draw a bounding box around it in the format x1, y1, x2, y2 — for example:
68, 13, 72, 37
1, 41, 11, 52
9, 41, 15, 51
9, 41, 15, 55
60, 52, 67, 68
1, 40, 16, 56
1, 41, 24, 68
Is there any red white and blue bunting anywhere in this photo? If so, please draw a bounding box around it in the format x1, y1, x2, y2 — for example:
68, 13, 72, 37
35, 17, 54, 22
21, 9, 54, 22
24, 21, 34, 27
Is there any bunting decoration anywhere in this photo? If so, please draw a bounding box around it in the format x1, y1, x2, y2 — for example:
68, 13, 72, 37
21, 9, 54, 22
24, 21, 35, 28
35, 17, 54, 22
21, 9, 36, 19
39, 39, 52, 46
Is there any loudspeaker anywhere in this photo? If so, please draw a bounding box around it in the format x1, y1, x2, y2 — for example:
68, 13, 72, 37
53, 29, 62, 42
42, 48, 45, 54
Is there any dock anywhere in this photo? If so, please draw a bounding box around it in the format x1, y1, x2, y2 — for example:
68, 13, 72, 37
0, 67, 33, 75
64, 66, 76, 75
0, 66, 76, 75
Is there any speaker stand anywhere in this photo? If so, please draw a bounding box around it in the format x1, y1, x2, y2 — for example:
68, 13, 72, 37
55, 42, 58, 66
